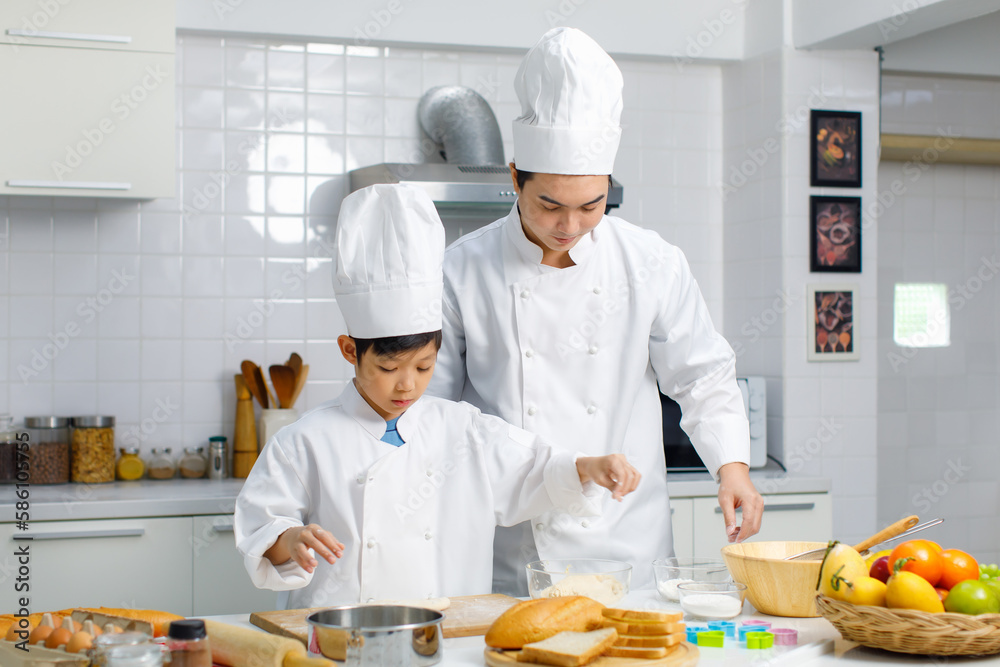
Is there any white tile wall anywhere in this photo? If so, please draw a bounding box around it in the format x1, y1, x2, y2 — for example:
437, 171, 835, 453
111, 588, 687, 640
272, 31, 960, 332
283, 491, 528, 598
0, 34, 725, 455
878, 74, 1000, 562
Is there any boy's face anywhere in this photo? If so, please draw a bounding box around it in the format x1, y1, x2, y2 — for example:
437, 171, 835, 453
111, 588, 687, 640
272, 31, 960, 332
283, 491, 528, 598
338, 336, 437, 421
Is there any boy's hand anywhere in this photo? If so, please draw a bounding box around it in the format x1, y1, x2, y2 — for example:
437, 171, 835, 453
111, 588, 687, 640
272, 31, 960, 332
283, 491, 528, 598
264, 524, 345, 574
576, 453, 641, 501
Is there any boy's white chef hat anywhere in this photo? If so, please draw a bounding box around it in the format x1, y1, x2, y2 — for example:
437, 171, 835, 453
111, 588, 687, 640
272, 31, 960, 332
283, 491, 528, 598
333, 184, 444, 339
512, 27, 623, 176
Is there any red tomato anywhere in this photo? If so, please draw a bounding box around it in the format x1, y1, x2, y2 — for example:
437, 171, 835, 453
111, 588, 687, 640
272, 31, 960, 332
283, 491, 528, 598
939, 549, 980, 590
889, 540, 944, 586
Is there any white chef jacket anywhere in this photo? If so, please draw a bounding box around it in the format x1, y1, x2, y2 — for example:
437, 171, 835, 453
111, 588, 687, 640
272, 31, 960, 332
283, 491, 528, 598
427, 204, 750, 593
234, 380, 601, 609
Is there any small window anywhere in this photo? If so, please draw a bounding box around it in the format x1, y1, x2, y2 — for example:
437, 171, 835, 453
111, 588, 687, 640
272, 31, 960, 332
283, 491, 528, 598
893, 283, 950, 348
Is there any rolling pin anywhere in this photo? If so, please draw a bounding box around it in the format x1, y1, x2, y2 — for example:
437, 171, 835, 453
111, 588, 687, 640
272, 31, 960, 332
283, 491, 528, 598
233, 374, 259, 478
204, 619, 333, 667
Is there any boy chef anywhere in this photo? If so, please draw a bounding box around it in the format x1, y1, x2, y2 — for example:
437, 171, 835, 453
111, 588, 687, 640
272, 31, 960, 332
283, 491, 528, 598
427, 28, 763, 594
234, 183, 640, 608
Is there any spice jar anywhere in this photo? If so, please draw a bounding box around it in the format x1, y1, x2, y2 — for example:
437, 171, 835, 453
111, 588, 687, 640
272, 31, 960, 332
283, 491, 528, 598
207, 436, 228, 480
179, 447, 207, 479
0, 415, 17, 484
116, 447, 145, 481
25, 416, 72, 484
71, 416, 115, 483
147, 448, 176, 480
167, 619, 211, 667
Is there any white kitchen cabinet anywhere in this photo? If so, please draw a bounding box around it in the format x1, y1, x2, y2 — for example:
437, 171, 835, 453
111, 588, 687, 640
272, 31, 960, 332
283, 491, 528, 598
670, 498, 694, 560
689, 493, 833, 559
0, 517, 193, 616
0, 0, 175, 199
0, 0, 174, 53
192, 515, 279, 616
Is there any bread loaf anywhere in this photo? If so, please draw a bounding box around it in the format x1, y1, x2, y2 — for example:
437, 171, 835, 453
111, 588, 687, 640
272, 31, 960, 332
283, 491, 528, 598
516, 628, 618, 667
484, 597, 606, 650
604, 644, 670, 659
614, 631, 684, 648
601, 608, 682, 623
601, 619, 685, 636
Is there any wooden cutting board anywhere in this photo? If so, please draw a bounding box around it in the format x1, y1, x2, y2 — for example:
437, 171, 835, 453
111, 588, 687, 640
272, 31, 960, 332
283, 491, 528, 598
250, 594, 519, 644
485, 642, 699, 667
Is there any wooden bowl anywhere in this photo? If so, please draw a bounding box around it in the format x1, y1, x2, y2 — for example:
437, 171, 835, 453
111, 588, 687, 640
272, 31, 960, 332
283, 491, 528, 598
721, 541, 826, 617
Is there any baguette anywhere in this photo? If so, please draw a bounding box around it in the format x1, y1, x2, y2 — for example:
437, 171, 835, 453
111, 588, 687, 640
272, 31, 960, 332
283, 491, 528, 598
517, 628, 618, 667
614, 631, 685, 648
601, 608, 682, 623
601, 619, 685, 636
603, 645, 670, 659
485, 596, 606, 650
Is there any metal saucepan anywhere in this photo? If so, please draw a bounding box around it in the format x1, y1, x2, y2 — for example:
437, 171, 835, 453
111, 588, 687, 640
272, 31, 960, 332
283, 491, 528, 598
307, 605, 444, 666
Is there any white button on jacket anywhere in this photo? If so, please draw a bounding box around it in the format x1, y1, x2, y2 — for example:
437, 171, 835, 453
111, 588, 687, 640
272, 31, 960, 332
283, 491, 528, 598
234, 381, 601, 609
428, 205, 751, 592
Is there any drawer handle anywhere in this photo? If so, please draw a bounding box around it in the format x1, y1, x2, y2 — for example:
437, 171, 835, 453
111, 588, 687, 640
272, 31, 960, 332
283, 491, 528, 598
7, 179, 132, 190
714, 502, 815, 514
18, 528, 146, 541
211, 524, 235, 533
6, 29, 132, 44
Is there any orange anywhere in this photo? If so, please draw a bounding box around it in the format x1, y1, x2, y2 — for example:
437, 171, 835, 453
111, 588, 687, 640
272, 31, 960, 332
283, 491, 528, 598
889, 540, 944, 587
939, 549, 979, 590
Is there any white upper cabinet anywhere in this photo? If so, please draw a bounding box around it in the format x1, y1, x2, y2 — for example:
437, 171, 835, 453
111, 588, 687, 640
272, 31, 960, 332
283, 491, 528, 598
0, 0, 175, 199
0, 0, 174, 53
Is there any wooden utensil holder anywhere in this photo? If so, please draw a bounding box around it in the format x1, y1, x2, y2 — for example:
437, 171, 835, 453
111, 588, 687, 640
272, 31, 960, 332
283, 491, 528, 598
234, 374, 259, 478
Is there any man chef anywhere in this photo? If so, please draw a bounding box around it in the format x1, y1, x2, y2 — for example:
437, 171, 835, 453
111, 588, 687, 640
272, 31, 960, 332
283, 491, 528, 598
426, 27, 763, 594
234, 183, 641, 608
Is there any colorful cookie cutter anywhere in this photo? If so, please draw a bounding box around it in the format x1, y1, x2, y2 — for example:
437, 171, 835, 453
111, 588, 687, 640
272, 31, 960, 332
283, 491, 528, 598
696, 630, 726, 648
741, 620, 772, 629
738, 624, 764, 641
707, 620, 737, 637
685, 625, 708, 643
745, 631, 775, 649
771, 628, 798, 645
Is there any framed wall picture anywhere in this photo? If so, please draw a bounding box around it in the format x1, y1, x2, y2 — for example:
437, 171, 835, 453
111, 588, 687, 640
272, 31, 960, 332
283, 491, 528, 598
810, 195, 861, 273
808, 284, 859, 361
810, 110, 862, 187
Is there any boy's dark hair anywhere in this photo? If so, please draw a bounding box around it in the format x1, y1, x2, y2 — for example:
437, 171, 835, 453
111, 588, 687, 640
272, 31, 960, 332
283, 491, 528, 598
353, 331, 442, 360
513, 165, 614, 211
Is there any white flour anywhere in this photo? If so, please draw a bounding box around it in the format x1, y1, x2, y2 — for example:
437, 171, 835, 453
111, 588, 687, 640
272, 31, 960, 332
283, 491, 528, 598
680, 593, 743, 619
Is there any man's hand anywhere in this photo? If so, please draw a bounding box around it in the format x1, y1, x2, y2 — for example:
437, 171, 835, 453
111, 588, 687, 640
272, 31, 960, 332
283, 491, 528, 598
577, 453, 641, 501
264, 524, 346, 573
718, 462, 763, 543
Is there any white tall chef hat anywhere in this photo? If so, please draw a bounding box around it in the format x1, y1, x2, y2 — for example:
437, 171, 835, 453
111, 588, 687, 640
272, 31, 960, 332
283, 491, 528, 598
333, 184, 445, 339
512, 27, 624, 176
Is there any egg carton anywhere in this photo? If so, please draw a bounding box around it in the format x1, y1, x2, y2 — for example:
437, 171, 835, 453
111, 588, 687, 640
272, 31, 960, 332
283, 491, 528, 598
0, 640, 89, 667
69, 610, 154, 637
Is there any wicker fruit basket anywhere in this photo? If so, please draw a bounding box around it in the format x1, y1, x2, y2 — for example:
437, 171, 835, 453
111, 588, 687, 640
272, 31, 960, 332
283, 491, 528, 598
815, 594, 1000, 656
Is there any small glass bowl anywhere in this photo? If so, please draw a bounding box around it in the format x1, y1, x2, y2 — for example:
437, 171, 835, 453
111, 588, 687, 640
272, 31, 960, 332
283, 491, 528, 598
652, 558, 731, 602
677, 581, 747, 620
526, 558, 631, 607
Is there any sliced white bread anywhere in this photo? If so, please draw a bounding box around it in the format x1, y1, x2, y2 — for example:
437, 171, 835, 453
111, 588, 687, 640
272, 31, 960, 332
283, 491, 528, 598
614, 631, 685, 648
604, 645, 670, 659
601, 608, 683, 623
601, 619, 685, 636
516, 627, 619, 667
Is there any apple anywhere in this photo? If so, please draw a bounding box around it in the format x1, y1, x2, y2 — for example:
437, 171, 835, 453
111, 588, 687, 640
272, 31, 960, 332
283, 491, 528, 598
869, 556, 891, 583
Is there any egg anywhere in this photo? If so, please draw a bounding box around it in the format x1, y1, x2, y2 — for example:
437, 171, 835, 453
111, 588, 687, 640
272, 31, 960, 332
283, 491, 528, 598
65, 631, 94, 654
29, 624, 54, 645
45, 626, 73, 649
5, 618, 34, 642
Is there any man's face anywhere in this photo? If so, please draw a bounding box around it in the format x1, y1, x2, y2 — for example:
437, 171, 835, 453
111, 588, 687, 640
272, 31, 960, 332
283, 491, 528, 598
339, 337, 437, 421
512, 165, 609, 265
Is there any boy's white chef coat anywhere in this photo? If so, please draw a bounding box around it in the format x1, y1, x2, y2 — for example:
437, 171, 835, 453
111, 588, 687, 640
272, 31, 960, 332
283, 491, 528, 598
428, 205, 750, 591
234, 380, 600, 609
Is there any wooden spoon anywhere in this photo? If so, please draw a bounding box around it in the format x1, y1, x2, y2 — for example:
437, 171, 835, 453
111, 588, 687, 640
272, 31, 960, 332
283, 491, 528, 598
785, 515, 924, 561
241, 360, 269, 409
288, 364, 309, 409
286, 352, 303, 379
269, 364, 297, 409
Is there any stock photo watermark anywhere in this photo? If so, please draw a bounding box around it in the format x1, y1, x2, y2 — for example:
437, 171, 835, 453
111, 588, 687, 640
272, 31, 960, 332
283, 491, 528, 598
673, 0, 748, 72
912, 459, 969, 514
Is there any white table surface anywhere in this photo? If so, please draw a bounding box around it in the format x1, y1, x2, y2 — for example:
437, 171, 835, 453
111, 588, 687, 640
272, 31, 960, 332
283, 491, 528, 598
199, 589, 1000, 666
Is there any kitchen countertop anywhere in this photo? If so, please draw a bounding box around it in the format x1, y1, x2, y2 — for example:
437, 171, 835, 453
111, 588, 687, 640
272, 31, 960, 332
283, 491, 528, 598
0, 469, 828, 522
200, 589, 999, 666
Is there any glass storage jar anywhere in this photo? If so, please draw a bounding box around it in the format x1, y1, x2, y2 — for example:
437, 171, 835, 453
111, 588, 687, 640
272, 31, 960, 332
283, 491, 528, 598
71, 416, 115, 483
0, 415, 17, 484
147, 448, 176, 480
179, 447, 207, 479
116, 447, 145, 481
25, 416, 72, 484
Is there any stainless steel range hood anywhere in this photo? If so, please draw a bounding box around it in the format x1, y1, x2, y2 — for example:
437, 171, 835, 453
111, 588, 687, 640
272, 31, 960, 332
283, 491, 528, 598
347, 86, 624, 240
350, 162, 623, 221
